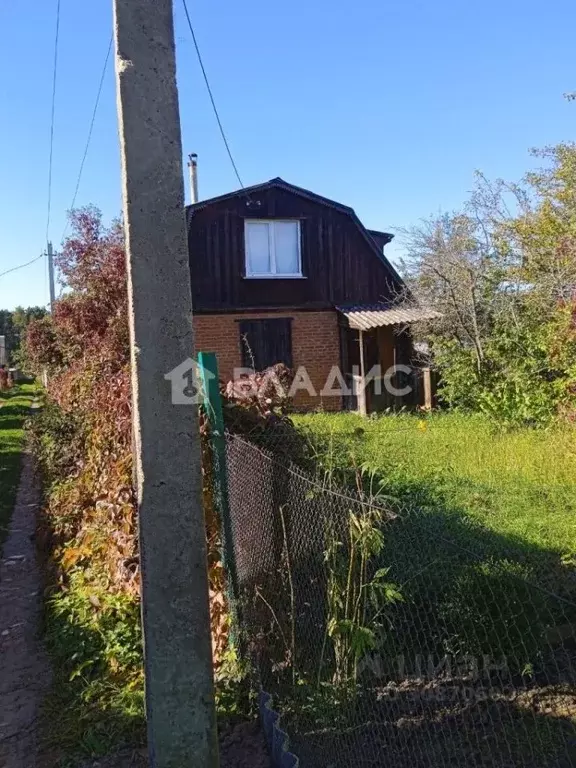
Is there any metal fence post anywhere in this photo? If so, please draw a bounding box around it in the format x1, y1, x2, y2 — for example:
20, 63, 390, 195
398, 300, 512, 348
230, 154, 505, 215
198, 352, 241, 625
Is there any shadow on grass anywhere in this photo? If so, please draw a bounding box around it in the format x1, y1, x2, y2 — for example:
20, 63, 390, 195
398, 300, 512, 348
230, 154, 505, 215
290, 690, 576, 768
0, 384, 35, 401
0, 402, 31, 550
354, 470, 576, 683
226, 432, 576, 767
0, 405, 35, 431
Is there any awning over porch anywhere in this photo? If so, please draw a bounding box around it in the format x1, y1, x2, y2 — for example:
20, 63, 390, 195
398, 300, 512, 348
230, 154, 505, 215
336, 303, 441, 331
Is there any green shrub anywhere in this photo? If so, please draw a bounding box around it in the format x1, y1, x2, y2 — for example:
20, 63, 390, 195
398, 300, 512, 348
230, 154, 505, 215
43, 571, 145, 758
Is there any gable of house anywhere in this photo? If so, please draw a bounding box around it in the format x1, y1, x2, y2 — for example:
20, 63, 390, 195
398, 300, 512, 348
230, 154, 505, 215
186, 178, 404, 312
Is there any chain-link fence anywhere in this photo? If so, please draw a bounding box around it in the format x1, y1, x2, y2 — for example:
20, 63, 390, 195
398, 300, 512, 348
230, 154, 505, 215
221, 425, 576, 768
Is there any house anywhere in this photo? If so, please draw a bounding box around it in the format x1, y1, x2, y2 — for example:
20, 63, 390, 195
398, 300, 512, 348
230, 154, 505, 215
186, 176, 438, 411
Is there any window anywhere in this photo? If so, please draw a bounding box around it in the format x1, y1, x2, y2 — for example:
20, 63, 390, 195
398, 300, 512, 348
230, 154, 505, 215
244, 220, 302, 277
239, 318, 293, 371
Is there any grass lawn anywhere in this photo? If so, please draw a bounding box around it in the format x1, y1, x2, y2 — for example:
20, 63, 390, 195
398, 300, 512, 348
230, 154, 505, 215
0, 383, 38, 553
291, 410, 576, 556
289, 410, 576, 674
276, 412, 576, 765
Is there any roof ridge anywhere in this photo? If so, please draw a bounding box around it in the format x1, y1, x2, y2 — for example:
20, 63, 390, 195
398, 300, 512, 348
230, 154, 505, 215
186, 178, 404, 288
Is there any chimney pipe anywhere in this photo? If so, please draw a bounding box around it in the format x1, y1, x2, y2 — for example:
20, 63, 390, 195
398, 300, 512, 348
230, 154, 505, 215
187, 153, 198, 204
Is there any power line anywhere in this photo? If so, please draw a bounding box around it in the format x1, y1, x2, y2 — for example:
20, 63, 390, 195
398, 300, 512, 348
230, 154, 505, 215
61, 35, 114, 241
46, 0, 62, 244
180, 0, 244, 189
0, 254, 44, 280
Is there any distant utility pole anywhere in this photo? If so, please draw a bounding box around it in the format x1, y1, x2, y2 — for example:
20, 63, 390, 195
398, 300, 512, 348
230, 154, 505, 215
47, 241, 56, 311
113, 2, 218, 767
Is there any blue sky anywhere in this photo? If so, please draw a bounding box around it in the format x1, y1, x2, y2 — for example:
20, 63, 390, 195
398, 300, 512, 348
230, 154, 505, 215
0, 0, 574, 310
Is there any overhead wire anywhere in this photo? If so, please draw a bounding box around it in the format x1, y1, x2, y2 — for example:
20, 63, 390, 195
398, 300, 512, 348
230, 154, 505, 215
61, 34, 114, 241
180, 0, 245, 190
0, 254, 45, 281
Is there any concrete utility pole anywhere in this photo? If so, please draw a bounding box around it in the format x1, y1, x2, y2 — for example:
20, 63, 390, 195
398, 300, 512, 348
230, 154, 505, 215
47, 241, 56, 311
113, 2, 218, 767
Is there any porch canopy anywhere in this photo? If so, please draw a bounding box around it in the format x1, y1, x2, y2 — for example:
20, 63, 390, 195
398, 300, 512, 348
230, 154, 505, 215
336, 302, 441, 415
336, 302, 441, 330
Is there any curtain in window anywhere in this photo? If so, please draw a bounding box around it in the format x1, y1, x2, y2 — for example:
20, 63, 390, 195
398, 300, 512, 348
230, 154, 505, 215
246, 222, 270, 274
274, 222, 300, 274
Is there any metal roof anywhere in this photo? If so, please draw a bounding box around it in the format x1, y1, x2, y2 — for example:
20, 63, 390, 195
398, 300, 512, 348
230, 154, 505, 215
187, 177, 356, 215
337, 303, 442, 331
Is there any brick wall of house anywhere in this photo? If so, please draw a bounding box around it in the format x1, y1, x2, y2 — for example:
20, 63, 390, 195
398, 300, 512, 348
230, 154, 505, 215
193, 310, 342, 410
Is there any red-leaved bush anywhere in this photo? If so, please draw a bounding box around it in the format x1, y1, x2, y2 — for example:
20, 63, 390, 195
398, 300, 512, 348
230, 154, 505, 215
225, 363, 293, 416
27, 207, 229, 670
26, 207, 305, 752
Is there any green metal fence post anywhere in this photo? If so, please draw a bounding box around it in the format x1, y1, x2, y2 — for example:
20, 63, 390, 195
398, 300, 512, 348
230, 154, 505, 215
197, 352, 240, 626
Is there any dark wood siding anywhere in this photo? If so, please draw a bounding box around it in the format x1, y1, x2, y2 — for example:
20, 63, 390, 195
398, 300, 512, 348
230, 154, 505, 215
188, 186, 402, 311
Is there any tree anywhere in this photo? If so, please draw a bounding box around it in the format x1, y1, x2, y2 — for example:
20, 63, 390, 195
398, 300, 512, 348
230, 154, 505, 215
400, 211, 506, 378
24, 206, 128, 377
0, 305, 47, 366
402, 143, 576, 424
0, 311, 16, 360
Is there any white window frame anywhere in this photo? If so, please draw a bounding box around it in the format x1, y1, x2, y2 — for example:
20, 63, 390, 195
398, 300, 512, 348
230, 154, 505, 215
244, 219, 303, 279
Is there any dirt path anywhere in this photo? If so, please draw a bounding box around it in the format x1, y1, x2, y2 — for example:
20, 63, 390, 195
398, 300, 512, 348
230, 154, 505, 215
79, 721, 271, 768
0, 451, 51, 768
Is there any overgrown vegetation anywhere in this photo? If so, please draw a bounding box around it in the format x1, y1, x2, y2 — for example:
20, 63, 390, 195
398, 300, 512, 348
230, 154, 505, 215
403, 143, 576, 426
0, 383, 37, 552
24, 210, 142, 759
239, 455, 404, 736
25, 208, 233, 762
321, 491, 402, 688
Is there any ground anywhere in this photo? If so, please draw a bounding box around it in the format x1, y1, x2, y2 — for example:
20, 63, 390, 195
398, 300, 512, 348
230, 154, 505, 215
78, 721, 270, 768
280, 410, 576, 766
5, 398, 576, 766
0, 384, 38, 549
0, 386, 51, 768
292, 410, 576, 554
